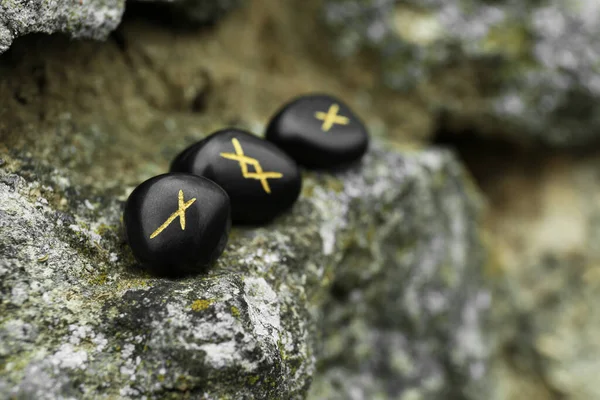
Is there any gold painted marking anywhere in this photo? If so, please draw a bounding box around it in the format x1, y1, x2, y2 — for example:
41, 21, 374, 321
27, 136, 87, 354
314, 103, 350, 132
220, 138, 283, 194
149, 190, 197, 239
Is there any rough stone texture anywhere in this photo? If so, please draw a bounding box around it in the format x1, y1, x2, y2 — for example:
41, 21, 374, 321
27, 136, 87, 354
0, 142, 488, 399
457, 143, 600, 400
2, 0, 600, 399
0, 2, 420, 191
438, 132, 600, 400
0, 1, 497, 398
307, 148, 489, 399
4, 0, 600, 148
0, 0, 125, 54
322, 0, 600, 147
0, 0, 243, 55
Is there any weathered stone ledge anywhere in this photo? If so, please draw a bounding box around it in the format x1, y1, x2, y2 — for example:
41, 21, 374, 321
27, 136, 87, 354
0, 142, 489, 399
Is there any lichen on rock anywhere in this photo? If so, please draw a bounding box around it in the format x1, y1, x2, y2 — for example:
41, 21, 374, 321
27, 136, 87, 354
308, 150, 490, 400
0, 1, 493, 397
322, 0, 600, 147
469, 147, 600, 400
0, 0, 243, 55
0, 141, 489, 398
0, 0, 125, 54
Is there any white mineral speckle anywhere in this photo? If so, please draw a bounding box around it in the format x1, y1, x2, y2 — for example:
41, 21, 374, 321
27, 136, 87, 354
367, 20, 387, 42
68, 222, 102, 243
42, 292, 53, 304
469, 361, 486, 380
92, 333, 108, 352
121, 343, 135, 359
244, 277, 281, 346
120, 365, 136, 376
50, 344, 88, 370
11, 284, 29, 306
119, 386, 139, 398
84, 199, 95, 210
68, 324, 92, 345
200, 341, 238, 368
263, 252, 280, 264
311, 186, 348, 255
394, 8, 442, 45
454, 290, 490, 367
53, 176, 71, 191
2, 319, 35, 341
533, 7, 566, 39
425, 291, 447, 314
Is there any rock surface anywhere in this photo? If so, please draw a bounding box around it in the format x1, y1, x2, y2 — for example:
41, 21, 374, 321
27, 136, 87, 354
0, 0, 242, 55
3, 0, 600, 148
308, 150, 489, 399
0, 0, 125, 54
456, 143, 600, 400
0, 141, 488, 398
323, 0, 600, 147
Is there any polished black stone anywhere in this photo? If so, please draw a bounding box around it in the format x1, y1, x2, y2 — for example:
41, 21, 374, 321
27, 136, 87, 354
123, 173, 231, 275
171, 129, 302, 224
265, 94, 369, 169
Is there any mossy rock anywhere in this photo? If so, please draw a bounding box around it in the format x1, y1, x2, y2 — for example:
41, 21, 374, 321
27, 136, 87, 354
0, 143, 489, 399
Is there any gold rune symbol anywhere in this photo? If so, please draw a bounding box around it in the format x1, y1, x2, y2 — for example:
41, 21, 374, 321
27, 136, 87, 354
314, 103, 350, 132
149, 190, 197, 239
219, 138, 283, 194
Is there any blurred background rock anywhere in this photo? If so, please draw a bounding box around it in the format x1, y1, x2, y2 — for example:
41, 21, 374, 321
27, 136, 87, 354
1, 0, 598, 399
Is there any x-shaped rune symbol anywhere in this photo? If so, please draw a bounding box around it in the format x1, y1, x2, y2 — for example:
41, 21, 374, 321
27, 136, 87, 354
314, 103, 350, 132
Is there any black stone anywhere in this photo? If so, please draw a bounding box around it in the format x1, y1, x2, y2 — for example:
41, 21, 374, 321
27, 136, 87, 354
265, 94, 369, 169
123, 173, 231, 275
171, 129, 302, 224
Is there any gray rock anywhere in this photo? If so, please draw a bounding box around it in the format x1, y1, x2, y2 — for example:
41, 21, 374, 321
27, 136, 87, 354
0, 0, 242, 55
309, 150, 490, 400
0, 143, 489, 399
0, 0, 125, 54
479, 151, 600, 400
323, 0, 600, 147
